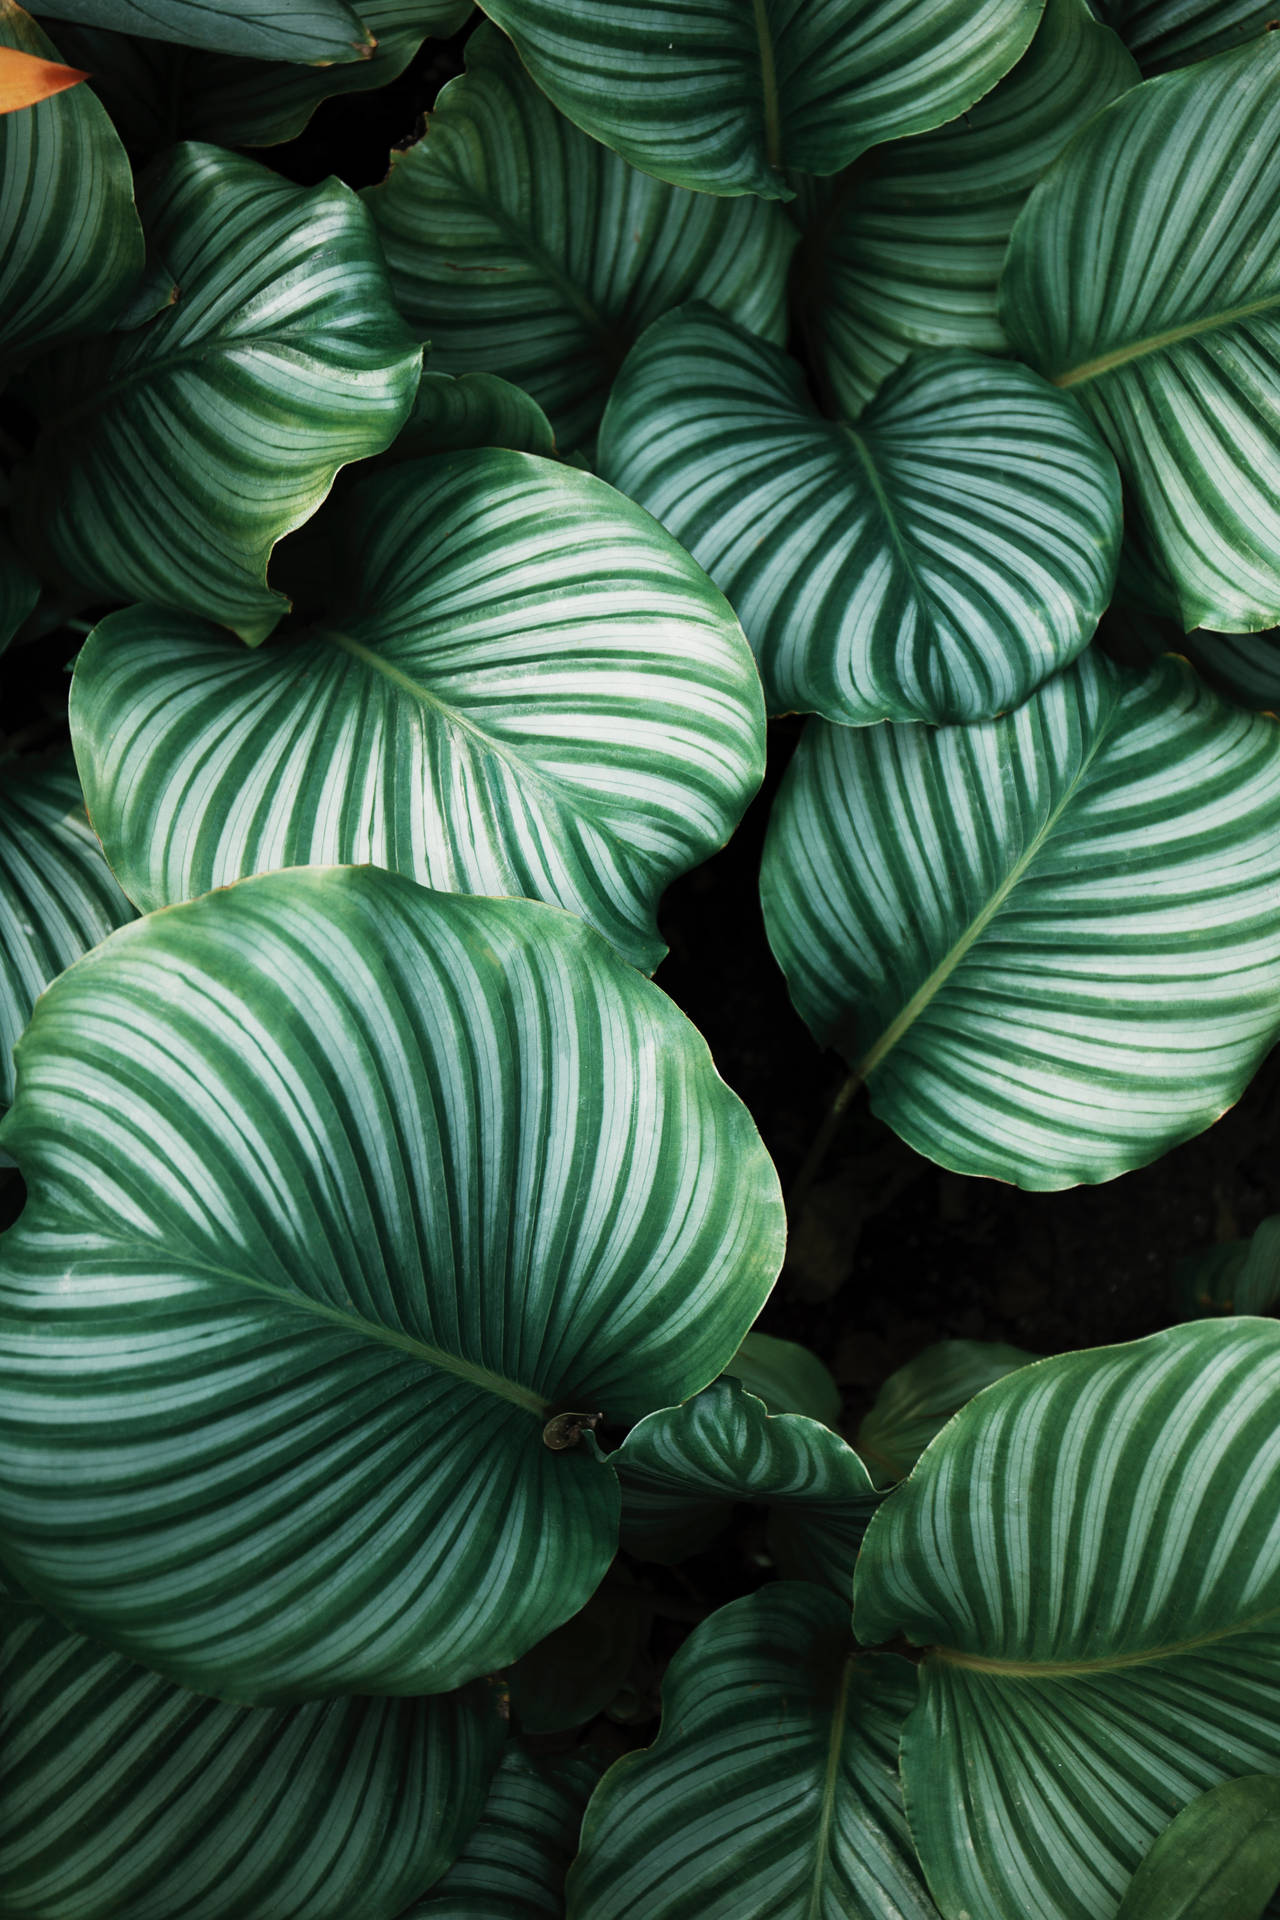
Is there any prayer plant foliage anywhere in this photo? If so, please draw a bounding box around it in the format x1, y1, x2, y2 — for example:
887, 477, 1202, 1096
4, 2, 1280, 1918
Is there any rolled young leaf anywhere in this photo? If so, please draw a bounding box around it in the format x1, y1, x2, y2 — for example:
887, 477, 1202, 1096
567, 1584, 939, 1919
409, 1746, 605, 1919
855, 1340, 1036, 1486
477, 0, 1042, 200
363, 25, 795, 453
599, 305, 1121, 724
0, 868, 785, 1700
0, 1609, 504, 1920
761, 651, 1280, 1188
854, 1320, 1280, 1920
33, 0, 375, 60
18, 142, 421, 643
69, 450, 765, 974
1115, 1776, 1280, 1920
1001, 37, 1280, 632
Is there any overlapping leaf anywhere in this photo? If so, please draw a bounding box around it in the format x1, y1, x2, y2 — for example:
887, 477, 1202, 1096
0, 869, 785, 1699
854, 1321, 1280, 1920
761, 651, 1280, 1188
0, 536, 39, 655
567, 1585, 938, 1919
0, 1609, 504, 1920
70, 450, 764, 973
1099, 0, 1273, 71
1176, 1215, 1280, 1318
0, 6, 141, 363
599, 305, 1120, 723
855, 1340, 1035, 1486
34, 0, 374, 60
1002, 37, 1280, 632
363, 26, 795, 451
478, 0, 1042, 199
723, 1328, 842, 1424
793, 0, 1137, 416
18, 142, 420, 642
411, 1747, 605, 1919
384, 371, 556, 461
1116, 1777, 1280, 1920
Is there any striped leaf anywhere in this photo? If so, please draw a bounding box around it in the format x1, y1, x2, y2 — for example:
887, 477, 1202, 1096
34, 0, 374, 60
0, 535, 39, 655
0, 1608, 504, 1920
362, 25, 795, 453
1117, 1777, 1280, 1920
69, 451, 764, 974
477, 0, 1041, 200
760, 651, 1280, 1189
411, 1747, 605, 1919
567, 1585, 939, 1920
0, 868, 785, 1700
18, 142, 420, 644
723, 1328, 842, 1425
0, 751, 134, 1115
615, 1378, 879, 1593
853, 1321, 1280, 1920
1176, 630, 1280, 710
385, 371, 556, 460
793, 0, 1138, 417
599, 306, 1121, 724
855, 1341, 1036, 1487
0, 7, 141, 364
1001, 37, 1280, 633
1098, 0, 1273, 71
1175, 1215, 1280, 1317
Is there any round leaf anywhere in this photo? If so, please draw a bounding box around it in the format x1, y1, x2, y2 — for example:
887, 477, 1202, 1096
363, 25, 795, 453
600, 306, 1121, 724
761, 651, 1280, 1188
34, 0, 375, 60
1116, 1776, 1280, 1920
410, 1747, 605, 1919
855, 1340, 1036, 1487
854, 1321, 1280, 1920
69, 451, 764, 974
0, 868, 785, 1700
477, 0, 1042, 199
0, 1608, 504, 1920
19, 142, 421, 643
567, 1585, 939, 1919
1001, 37, 1280, 632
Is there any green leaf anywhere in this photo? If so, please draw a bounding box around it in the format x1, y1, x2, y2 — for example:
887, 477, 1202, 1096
0, 1608, 504, 1920
1178, 630, 1280, 710
508, 1572, 650, 1734
69, 451, 764, 974
0, 6, 142, 363
18, 142, 421, 644
1001, 37, 1280, 633
363, 25, 795, 453
793, 0, 1138, 417
477, 0, 1042, 200
600, 306, 1120, 724
49, 2, 472, 153
0, 536, 39, 656
386, 371, 557, 460
1176, 1215, 1280, 1318
855, 1340, 1036, 1486
1098, 0, 1274, 71
1116, 1776, 1280, 1920
761, 652, 1280, 1189
615, 1378, 879, 1593
0, 868, 785, 1700
567, 1584, 939, 1919
34, 0, 375, 60
854, 1321, 1280, 1920
0, 751, 135, 1116
723, 1328, 842, 1425
410, 1747, 605, 1919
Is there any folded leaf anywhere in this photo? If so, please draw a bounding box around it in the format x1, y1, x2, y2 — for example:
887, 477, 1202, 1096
477, 0, 1041, 199
1002, 37, 1280, 631
410, 1747, 605, 1919
363, 25, 795, 452
1116, 1776, 1280, 1920
19, 142, 421, 643
600, 306, 1121, 724
0, 1608, 504, 1920
855, 1340, 1036, 1486
34, 0, 374, 60
70, 451, 764, 973
0, 869, 785, 1699
761, 652, 1280, 1188
854, 1321, 1280, 1920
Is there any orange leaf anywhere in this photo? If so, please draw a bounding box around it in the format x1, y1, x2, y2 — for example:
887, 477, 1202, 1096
0, 43, 86, 114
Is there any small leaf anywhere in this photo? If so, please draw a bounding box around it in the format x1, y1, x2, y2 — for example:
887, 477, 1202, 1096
410, 1746, 606, 1919
855, 1339, 1036, 1486
0, 41, 85, 111
723, 1328, 842, 1425
385, 370, 557, 460
1176, 1216, 1280, 1318
1116, 1776, 1280, 1920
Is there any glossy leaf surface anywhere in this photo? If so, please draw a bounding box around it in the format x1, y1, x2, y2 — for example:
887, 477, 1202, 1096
34, 0, 373, 59
568, 1585, 938, 1919
478, 0, 1042, 199
385, 371, 556, 460
1116, 1776, 1280, 1920
70, 451, 763, 973
796, 0, 1137, 416
20, 142, 420, 642
0, 5, 142, 362
601, 306, 1120, 724
0, 1609, 503, 1920
762, 653, 1280, 1188
364, 26, 795, 451
0, 869, 785, 1699
1099, 0, 1273, 70
854, 1321, 1280, 1920
615, 1378, 877, 1592
1002, 37, 1280, 632
855, 1340, 1035, 1486
411, 1747, 604, 1919
723, 1328, 842, 1424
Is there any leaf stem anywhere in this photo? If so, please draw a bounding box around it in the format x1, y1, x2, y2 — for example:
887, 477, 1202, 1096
751, 0, 782, 172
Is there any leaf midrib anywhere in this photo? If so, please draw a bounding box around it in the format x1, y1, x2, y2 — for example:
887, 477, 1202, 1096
1053, 289, 1280, 388
930, 1599, 1280, 1678
751, 0, 782, 172
39, 330, 355, 435
806, 1652, 854, 1920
